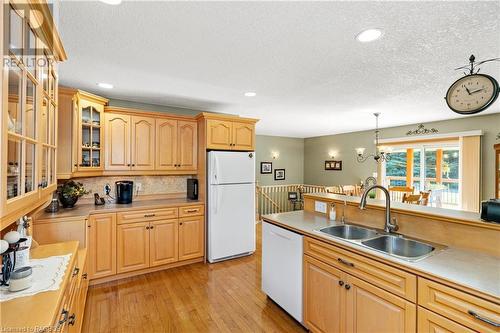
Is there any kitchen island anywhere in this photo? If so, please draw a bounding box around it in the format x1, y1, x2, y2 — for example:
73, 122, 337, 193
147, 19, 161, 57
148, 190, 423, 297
262, 196, 500, 333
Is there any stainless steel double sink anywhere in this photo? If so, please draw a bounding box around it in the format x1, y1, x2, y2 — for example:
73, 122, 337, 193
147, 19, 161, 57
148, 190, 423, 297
317, 224, 444, 261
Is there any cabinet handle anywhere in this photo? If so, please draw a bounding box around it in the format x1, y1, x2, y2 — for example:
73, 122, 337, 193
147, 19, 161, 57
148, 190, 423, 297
468, 310, 500, 327
345, 284, 351, 290
185, 209, 198, 213
146, 226, 150, 230
132, 164, 135, 166
82, 273, 88, 280
72, 267, 80, 277
144, 213, 156, 218
337, 258, 355, 267
58, 309, 69, 326
127, 164, 131, 166
149, 226, 154, 229
74, 164, 78, 167
179, 222, 183, 226
338, 280, 344, 286
68, 313, 76, 326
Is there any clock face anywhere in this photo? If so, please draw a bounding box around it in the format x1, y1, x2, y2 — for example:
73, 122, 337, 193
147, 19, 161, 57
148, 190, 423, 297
446, 74, 499, 114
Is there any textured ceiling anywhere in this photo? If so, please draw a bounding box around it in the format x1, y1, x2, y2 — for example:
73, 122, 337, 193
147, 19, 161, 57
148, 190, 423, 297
57, 1, 500, 138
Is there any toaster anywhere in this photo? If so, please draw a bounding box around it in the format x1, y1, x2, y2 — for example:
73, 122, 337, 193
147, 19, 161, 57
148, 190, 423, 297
480, 199, 500, 223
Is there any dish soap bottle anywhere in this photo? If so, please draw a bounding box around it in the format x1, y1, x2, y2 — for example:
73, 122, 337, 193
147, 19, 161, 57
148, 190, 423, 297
329, 204, 336, 221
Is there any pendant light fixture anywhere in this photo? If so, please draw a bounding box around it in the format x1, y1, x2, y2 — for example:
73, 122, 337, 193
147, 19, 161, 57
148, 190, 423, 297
355, 113, 391, 163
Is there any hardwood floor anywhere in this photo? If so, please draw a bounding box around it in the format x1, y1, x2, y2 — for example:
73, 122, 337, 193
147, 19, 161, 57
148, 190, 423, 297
82, 222, 306, 332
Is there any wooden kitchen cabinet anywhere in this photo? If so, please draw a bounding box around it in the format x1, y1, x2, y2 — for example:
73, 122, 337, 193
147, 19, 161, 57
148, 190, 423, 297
177, 120, 198, 171
204, 117, 256, 151
179, 216, 204, 260
304, 255, 344, 333
344, 273, 416, 333
1, 2, 66, 226
156, 119, 197, 171
156, 118, 178, 170
105, 113, 131, 170
117, 221, 150, 273
150, 219, 178, 266
57, 88, 108, 179
131, 116, 155, 170
418, 307, 476, 333
206, 119, 233, 150
88, 213, 116, 279
232, 121, 255, 150
304, 253, 416, 333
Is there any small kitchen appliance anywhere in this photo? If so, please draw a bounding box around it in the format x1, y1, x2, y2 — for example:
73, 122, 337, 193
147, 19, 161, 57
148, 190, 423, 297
187, 179, 198, 200
115, 181, 134, 204
480, 199, 500, 223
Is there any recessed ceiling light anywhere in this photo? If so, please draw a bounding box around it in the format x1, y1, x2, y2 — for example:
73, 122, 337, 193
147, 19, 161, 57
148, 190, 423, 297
355, 29, 383, 42
97, 82, 114, 89
244, 91, 257, 97
99, 0, 122, 5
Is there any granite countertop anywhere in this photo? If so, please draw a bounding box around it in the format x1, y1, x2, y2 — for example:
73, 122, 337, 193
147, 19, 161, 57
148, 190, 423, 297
262, 210, 500, 300
37, 198, 203, 220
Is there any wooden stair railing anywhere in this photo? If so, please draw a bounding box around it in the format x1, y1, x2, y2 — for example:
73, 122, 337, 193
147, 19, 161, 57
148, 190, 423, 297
256, 184, 327, 220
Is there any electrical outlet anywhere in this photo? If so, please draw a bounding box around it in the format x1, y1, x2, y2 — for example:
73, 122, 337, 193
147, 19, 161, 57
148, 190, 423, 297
104, 183, 111, 195
136, 182, 142, 192
314, 201, 327, 214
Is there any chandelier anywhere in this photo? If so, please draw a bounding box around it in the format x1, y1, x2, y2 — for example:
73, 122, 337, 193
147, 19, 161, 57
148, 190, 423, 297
355, 113, 392, 163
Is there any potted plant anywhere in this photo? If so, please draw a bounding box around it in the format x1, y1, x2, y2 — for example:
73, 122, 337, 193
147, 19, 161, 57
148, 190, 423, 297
58, 180, 89, 208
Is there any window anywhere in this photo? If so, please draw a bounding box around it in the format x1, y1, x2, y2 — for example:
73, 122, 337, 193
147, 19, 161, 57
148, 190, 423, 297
383, 142, 461, 210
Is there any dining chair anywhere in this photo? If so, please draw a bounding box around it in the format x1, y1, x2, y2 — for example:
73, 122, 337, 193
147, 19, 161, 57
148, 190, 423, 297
389, 186, 415, 202
402, 193, 422, 205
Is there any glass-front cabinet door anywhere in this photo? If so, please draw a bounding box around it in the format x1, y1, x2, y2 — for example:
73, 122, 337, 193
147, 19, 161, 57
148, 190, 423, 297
6, 6, 40, 207
77, 98, 105, 171
3, 3, 61, 216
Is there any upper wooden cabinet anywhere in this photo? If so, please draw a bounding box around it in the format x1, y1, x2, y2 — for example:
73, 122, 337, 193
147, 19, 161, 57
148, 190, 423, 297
1, 2, 67, 226
232, 122, 255, 150
156, 119, 197, 171
206, 119, 233, 149
104, 113, 130, 170
58, 88, 109, 178
131, 116, 155, 170
105, 114, 156, 171
200, 114, 258, 151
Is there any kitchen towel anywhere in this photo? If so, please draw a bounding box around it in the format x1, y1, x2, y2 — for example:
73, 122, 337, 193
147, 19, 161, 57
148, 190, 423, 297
0, 253, 71, 302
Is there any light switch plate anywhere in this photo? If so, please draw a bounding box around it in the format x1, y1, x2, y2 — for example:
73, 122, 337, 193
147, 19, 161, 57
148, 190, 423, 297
314, 201, 327, 213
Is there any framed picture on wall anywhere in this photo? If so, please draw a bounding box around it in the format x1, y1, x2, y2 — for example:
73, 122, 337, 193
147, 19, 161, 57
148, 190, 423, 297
325, 160, 342, 171
274, 169, 285, 180
260, 162, 272, 174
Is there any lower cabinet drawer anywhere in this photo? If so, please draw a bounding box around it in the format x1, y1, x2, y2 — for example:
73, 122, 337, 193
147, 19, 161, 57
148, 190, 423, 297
418, 277, 500, 333
117, 208, 178, 224
304, 237, 417, 301
179, 205, 204, 217
418, 307, 476, 333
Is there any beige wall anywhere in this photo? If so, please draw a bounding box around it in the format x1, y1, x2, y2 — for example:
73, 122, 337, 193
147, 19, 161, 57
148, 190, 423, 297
304, 113, 500, 200
255, 135, 304, 186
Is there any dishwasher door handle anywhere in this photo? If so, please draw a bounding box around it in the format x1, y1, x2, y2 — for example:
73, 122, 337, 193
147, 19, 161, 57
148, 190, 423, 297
269, 230, 292, 241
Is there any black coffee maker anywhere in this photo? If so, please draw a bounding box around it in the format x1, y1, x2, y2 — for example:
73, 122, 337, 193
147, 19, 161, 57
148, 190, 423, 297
116, 181, 134, 204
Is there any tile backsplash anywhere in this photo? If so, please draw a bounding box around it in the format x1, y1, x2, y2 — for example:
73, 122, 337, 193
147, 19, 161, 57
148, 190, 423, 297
67, 176, 192, 199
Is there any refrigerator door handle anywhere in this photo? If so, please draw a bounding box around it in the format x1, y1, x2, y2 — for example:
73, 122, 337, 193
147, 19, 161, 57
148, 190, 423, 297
212, 154, 220, 184
212, 186, 222, 214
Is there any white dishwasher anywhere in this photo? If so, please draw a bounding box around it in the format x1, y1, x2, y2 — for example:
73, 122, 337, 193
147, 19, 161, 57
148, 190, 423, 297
262, 221, 303, 323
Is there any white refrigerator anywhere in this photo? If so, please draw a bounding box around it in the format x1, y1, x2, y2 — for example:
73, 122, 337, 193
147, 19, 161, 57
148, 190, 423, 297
207, 151, 256, 263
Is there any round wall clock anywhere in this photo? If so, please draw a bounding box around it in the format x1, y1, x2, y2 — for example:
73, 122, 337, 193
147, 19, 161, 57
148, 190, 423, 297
445, 73, 499, 115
